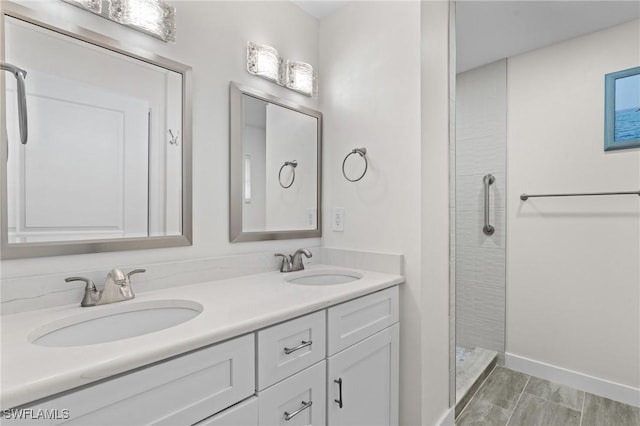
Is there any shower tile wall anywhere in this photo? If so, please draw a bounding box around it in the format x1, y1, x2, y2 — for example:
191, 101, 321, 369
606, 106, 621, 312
455, 59, 507, 358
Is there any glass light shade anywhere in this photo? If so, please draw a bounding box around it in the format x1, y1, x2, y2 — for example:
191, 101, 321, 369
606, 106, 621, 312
286, 60, 315, 97
110, 0, 176, 42
247, 42, 284, 84
62, 0, 103, 14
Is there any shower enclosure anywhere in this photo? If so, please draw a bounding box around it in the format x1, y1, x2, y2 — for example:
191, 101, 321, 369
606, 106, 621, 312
452, 59, 507, 414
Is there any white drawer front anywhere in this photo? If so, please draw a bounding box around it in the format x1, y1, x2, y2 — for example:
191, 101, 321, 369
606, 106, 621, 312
195, 397, 258, 426
257, 361, 326, 426
257, 311, 326, 390
9, 334, 255, 426
328, 286, 399, 355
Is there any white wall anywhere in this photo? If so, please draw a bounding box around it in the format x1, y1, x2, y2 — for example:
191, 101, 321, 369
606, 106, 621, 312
507, 20, 640, 389
1, 1, 321, 280
318, 2, 424, 424
455, 60, 507, 358
421, 2, 454, 424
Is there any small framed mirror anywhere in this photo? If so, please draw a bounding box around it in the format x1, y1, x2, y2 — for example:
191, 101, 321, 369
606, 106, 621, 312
1, 3, 192, 259
229, 82, 321, 242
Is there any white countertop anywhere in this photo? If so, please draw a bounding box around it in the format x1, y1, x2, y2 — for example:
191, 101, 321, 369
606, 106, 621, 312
1, 265, 403, 409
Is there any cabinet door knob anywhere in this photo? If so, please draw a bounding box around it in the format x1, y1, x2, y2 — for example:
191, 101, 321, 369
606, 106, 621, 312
284, 400, 312, 421
334, 378, 343, 408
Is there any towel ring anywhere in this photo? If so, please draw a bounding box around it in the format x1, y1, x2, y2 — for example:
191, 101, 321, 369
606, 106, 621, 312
279, 160, 297, 188
342, 148, 368, 182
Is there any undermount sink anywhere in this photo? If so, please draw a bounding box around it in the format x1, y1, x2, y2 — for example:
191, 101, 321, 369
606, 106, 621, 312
30, 300, 203, 347
285, 270, 363, 286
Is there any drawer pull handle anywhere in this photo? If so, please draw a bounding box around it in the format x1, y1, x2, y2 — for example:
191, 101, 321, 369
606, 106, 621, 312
284, 340, 312, 354
334, 378, 343, 408
284, 400, 312, 421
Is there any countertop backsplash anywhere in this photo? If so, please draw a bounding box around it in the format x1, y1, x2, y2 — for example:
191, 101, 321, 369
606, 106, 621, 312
1, 247, 403, 315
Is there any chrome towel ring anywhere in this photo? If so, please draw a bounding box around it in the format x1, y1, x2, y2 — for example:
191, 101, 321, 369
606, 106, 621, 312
342, 147, 368, 182
279, 160, 297, 188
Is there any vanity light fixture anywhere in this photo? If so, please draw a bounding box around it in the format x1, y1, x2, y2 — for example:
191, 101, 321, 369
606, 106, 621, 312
62, 0, 103, 14
110, 0, 176, 42
61, 0, 176, 42
246, 42, 317, 97
285, 60, 316, 97
247, 42, 284, 84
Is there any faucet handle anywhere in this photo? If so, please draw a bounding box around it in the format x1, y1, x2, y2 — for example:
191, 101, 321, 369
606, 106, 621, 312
126, 269, 146, 280
65, 276, 96, 290
65, 276, 99, 307
274, 253, 293, 272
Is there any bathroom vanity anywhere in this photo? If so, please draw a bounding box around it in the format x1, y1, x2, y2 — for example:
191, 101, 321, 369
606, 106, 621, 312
1, 3, 402, 425
0, 266, 402, 425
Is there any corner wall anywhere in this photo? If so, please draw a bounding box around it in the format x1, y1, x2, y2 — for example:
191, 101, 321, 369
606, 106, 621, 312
421, 2, 454, 424
318, 2, 424, 424
506, 19, 640, 390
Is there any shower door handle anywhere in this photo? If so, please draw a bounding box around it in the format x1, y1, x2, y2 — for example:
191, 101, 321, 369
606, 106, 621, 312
483, 174, 495, 236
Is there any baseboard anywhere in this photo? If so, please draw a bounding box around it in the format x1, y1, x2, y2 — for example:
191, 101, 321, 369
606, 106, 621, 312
505, 352, 640, 407
436, 406, 455, 426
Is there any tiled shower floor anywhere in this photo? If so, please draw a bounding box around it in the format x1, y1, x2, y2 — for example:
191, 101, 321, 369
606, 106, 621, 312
456, 347, 474, 365
456, 347, 498, 416
456, 366, 640, 426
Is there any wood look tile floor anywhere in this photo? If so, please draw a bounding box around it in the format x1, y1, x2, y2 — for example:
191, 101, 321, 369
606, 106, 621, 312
456, 367, 640, 426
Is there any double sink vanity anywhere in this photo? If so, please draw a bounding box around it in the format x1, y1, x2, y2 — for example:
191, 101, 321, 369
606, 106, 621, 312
1, 262, 403, 425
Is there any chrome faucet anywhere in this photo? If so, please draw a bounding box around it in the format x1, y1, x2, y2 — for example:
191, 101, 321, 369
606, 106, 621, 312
275, 248, 312, 273
66, 268, 145, 307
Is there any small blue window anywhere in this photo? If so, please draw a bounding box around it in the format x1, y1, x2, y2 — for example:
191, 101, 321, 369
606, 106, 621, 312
604, 66, 640, 151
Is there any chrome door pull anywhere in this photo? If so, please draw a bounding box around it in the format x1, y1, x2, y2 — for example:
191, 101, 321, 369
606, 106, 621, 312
483, 174, 495, 235
284, 400, 312, 421
334, 378, 343, 408
284, 340, 312, 354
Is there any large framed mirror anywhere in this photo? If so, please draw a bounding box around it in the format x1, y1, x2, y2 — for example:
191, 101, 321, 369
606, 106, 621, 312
0, 2, 192, 259
229, 82, 321, 242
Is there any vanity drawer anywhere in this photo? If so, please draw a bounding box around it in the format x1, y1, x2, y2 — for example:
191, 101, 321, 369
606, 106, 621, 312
10, 334, 255, 426
328, 286, 399, 355
257, 310, 326, 390
257, 361, 326, 426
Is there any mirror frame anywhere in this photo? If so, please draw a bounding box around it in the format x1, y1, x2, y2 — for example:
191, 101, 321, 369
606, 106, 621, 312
229, 82, 322, 242
0, 2, 192, 259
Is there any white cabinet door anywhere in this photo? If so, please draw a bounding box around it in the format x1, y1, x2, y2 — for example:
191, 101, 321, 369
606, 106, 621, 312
327, 324, 399, 426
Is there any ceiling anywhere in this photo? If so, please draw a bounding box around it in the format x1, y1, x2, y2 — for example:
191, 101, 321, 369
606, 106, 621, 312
456, 1, 640, 72
291, 1, 639, 73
